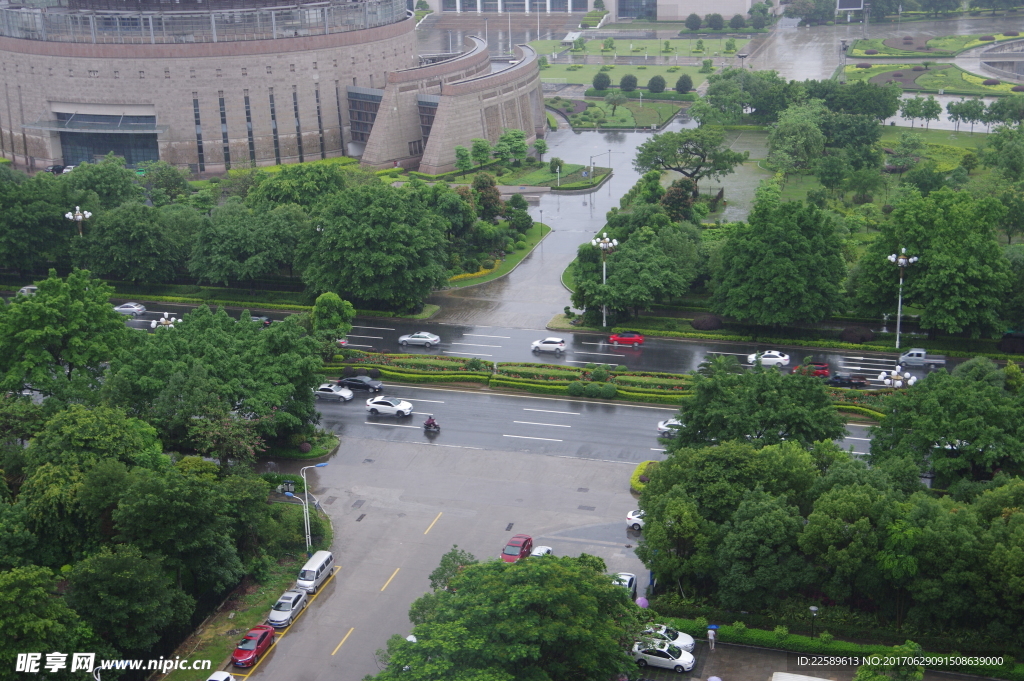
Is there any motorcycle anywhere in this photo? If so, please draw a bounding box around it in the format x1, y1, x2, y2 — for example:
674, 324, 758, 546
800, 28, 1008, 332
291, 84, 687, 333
423, 416, 440, 433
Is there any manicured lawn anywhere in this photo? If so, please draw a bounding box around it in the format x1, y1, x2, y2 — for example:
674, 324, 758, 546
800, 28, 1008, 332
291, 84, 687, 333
878, 127, 989, 149
844, 64, 1012, 96
447, 223, 552, 289
514, 164, 585, 184
849, 38, 937, 57
851, 32, 1024, 57
547, 97, 681, 128
539, 62, 706, 88
553, 37, 749, 56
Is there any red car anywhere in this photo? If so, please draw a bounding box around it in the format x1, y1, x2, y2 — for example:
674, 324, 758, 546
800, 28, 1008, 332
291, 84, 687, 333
792, 362, 830, 377
231, 625, 275, 667
500, 534, 534, 563
609, 331, 645, 347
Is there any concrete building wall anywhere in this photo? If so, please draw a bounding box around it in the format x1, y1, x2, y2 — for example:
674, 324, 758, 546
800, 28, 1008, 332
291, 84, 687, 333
0, 15, 418, 172
656, 0, 754, 21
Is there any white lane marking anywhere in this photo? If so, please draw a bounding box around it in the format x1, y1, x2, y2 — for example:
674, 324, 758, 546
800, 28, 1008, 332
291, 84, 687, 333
651, 448, 666, 452
503, 434, 563, 442
412, 411, 435, 415
564, 360, 616, 365
374, 385, 678, 410
345, 344, 375, 348
572, 351, 626, 357
352, 325, 395, 330
524, 408, 580, 415
442, 351, 493, 357
387, 397, 445, 403
845, 437, 871, 441
347, 335, 384, 339
581, 342, 605, 345
451, 342, 502, 348
463, 334, 511, 338
513, 421, 571, 428
706, 351, 748, 356
364, 422, 419, 428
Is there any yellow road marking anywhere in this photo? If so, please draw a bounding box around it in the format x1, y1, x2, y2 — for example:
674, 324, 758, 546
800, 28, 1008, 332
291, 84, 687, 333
380, 567, 400, 591
331, 628, 355, 656
424, 512, 443, 534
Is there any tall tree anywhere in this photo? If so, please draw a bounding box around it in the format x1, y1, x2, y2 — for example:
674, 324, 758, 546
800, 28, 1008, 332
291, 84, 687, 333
767, 100, 827, 169
453, 146, 473, 176
605, 91, 628, 116
79, 201, 178, 283
634, 128, 749, 196
245, 161, 350, 211
470, 138, 492, 167
63, 153, 143, 209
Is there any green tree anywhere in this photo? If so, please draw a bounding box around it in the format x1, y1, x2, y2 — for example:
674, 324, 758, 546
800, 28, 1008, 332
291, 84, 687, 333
66, 543, 195, 652
245, 161, 350, 211
660, 177, 696, 221
920, 96, 942, 131
685, 12, 702, 29
0, 170, 91, 275
752, 13, 766, 28
844, 168, 886, 202
372, 557, 642, 680
899, 96, 925, 128
0, 269, 129, 403
139, 160, 191, 205
63, 153, 142, 208
603, 37, 615, 50
730, 14, 746, 28
984, 126, 1024, 183
675, 73, 694, 93
816, 154, 848, 195
297, 183, 448, 311
79, 201, 179, 283
454, 146, 473, 176
647, 75, 666, 93
854, 641, 926, 681
532, 138, 548, 162
961, 151, 979, 174
549, 157, 564, 174
706, 12, 724, 29
428, 544, 479, 592
471, 172, 505, 222
712, 200, 847, 325
312, 292, 355, 339
602, 226, 697, 316
593, 71, 611, 91
620, 73, 638, 92
605, 91, 628, 116
470, 138, 492, 167
634, 127, 749, 196
496, 128, 529, 165
767, 100, 827, 169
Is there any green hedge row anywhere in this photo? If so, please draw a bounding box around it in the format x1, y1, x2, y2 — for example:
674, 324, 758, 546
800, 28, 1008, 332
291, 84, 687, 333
614, 375, 690, 390
497, 366, 582, 380
377, 369, 491, 384
489, 378, 570, 395
617, 390, 684, 405
631, 461, 658, 493
585, 88, 697, 101
835, 404, 885, 421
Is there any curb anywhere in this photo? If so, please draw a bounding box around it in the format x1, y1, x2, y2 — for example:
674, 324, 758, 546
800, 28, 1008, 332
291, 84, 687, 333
551, 171, 614, 194
437, 227, 553, 291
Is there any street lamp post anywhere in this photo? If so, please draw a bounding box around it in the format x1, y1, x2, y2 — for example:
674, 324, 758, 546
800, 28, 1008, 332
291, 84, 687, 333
737, 52, 748, 69
879, 365, 917, 388
556, 167, 560, 186
448, 30, 453, 52
887, 248, 918, 350
809, 606, 819, 637
638, 90, 643, 108
299, 463, 328, 556
284, 492, 309, 551
65, 206, 92, 237
591, 232, 618, 328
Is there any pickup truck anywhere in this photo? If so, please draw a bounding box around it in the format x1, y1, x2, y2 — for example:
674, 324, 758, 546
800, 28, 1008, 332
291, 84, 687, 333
898, 348, 946, 368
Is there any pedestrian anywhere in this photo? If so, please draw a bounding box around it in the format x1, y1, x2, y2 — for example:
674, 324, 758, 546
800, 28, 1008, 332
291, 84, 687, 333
708, 626, 716, 650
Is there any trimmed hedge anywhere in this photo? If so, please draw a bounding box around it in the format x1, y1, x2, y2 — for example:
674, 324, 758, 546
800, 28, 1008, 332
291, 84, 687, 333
585, 88, 697, 101
489, 378, 570, 395
835, 404, 885, 421
630, 460, 659, 493
497, 364, 582, 381
617, 390, 684, 405
613, 374, 690, 390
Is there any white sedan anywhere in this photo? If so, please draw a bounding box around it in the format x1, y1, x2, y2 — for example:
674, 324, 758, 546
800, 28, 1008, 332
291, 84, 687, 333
643, 624, 695, 652
657, 418, 682, 437
530, 546, 553, 557
613, 572, 637, 600
366, 396, 413, 417
632, 641, 695, 674
113, 302, 146, 316
747, 350, 790, 367
531, 337, 566, 353
627, 510, 645, 531
398, 331, 441, 347
314, 383, 354, 402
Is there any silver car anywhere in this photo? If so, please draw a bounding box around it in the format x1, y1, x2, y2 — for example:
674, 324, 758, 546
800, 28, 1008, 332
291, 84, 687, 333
614, 572, 637, 600
113, 302, 146, 316
314, 383, 354, 402
267, 589, 307, 628
398, 331, 441, 347
657, 418, 682, 437
631, 641, 695, 673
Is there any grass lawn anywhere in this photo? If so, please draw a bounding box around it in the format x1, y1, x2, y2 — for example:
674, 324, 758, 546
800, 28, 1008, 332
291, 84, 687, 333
851, 32, 1024, 57
849, 38, 939, 57
549, 98, 681, 127
553, 37, 750, 56
539, 62, 706, 88
843, 64, 1012, 96
513, 163, 584, 183
447, 223, 552, 289
878, 127, 989, 149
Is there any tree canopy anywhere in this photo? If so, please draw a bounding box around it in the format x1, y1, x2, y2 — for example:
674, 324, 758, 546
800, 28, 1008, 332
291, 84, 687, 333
633, 128, 749, 194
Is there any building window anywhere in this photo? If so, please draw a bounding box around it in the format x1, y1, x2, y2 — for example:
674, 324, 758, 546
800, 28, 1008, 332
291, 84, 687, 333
88, 70, 98, 78
242, 68, 247, 76
193, 93, 205, 172
292, 86, 304, 163
313, 62, 318, 70
218, 91, 231, 170
165, 68, 170, 79
290, 64, 295, 72
244, 89, 256, 163
216, 69, 222, 78
267, 66, 272, 74
408, 140, 423, 156
269, 88, 281, 165
347, 90, 382, 143
190, 68, 196, 79
139, 70, 145, 79
314, 85, 326, 160
335, 81, 344, 153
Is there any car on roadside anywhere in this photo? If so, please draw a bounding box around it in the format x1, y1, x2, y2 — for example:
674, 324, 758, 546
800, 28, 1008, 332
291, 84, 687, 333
609, 331, 645, 347
366, 396, 413, 417
336, 338, 349, 347
314, 383, 354, 402
747, 350, 790, 367
500, 534, 533, 563
825, 373, 869, 389
113, 302, 146, 316
642, 624, 695, 652
631, 640, 694, 674
44, 165, 65, 175
627, 509, 645, 531
530, 545, 553, 557
231, 625, 275, 667
531, 337, 566, 353
613, 572, 638, 600
16, 286, 38, 297
336, 375, 383, 392
398, 331, 441, 347
267, 589, 308, 628
792, 362, 830, 377
62, 165, 76, 174
206, 673, 235, 681
250, 316, 272, 327
657, 418, 682, 437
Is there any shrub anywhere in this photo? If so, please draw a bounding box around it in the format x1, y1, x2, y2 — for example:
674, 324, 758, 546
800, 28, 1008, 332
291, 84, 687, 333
367, 368, 381, 378
752, 14, 765, 28
984, 79, 1001, 85
732, 621, 747, 632
730, 13, 745, 28
691, 314, 724, 330
675, 73, 693, 93
694, 616, 709, 629
593, 72, 611, 90
856, 63, 872, 68
481, 258, 496, 270
1013, 86, 1024, 92
647, 75, 666, 93
516, 240, 527, 249
620, 74, 638, 92
584, 382, 603, 398
462, 258, 480, 273
465, 357, 486, 371
912, 65, 925, 71
774, 625, 790, 640
819, 631, 835, 644
298, 442, 312, 453
630, 460, 658, 492
865, 49, 879, 54
567, 381, 586, 396
599, 382, 618, 399
591, 367, 610, 382
980, 35, 995, 41
342, 366, 356, 377
355, 367, 367, 376
1005, 31, 1019, 36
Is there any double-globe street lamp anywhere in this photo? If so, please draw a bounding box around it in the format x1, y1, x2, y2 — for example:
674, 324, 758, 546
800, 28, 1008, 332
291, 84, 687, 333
591, 233, 618, 328
287, 463, 328, 555
65, 206, 91, 237
887, 248, 919, 350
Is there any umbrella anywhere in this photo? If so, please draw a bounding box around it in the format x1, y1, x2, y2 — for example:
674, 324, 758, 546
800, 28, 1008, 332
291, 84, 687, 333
708, 624, 720, 629
708, 676, 723, 681
635, 597, 649, 608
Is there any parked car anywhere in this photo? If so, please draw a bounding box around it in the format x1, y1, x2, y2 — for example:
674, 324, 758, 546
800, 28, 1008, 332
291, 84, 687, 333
16, 286, 38, 297
113, 302, 146, 316
609, 331, 644, 347
500, 534, 533, 563
531, 337, 566, 353
44, 165, 65, 174
267, 589, 308, 628
825, 373, 869, 389
898, 348, 946, 368
231, 625, 275, 667
627, 510, 645, 531
792, 362, 830, 377
530, 545, 553, 557
747, 350, 790, 367
314, 383, 354, 402
614, 572, 637, 600
631, 641, 695, 673
398, 331, 441, 347
643, 624, 695, 652
657, 418, 682, 437
205, 673, 236, 681
366, 396, 413, 417
61, 165, 75, 174
250, 316, 272, 327
336, 375, 383, 392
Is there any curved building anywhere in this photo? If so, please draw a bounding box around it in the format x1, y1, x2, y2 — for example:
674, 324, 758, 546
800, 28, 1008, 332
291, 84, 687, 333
0, 0, 419, 172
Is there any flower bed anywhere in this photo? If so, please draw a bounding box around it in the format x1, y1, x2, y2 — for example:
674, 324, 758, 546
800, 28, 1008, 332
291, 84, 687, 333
497, 363, 582, 381
613, 374, 690, 390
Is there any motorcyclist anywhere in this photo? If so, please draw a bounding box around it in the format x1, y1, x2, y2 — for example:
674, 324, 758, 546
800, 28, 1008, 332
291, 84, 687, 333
424, 415, 438, 429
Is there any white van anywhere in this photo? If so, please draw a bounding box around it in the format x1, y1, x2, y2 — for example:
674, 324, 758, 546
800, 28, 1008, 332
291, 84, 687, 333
296, 551, 334, 593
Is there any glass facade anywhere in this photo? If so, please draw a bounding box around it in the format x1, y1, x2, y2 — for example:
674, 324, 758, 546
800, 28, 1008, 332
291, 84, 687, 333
617, 0, 654, 19
417, 99, 437, 142
54, 112, 159, 166
347, 89, 382, 143
438, 0, 586, 10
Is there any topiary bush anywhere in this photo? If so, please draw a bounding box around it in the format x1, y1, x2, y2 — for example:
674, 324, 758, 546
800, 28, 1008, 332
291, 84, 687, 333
912, 65, 925, 71
481, 258, 496, 270
1004, 31, 1019, 36
630, 460, 658, 492
620, 73, 638, 92
515, 240, 527, 249
584, 382, 603, 398
342, 366, 356, 377
865, 49, 879, 54
367, 368, 381, 378
567, 381, 586, 396
599, 382, 618, 399
840, 326, 875, 343
984, 78, 1001, 85
1013, 85, 1024, 92
590, 366, 610, 382
691, 314, 724, 330
593, 71, 611, 90
298, 442, 312, 453
856, 63, 872, 68
980, 35, 995, 41
647, 75, 666, 93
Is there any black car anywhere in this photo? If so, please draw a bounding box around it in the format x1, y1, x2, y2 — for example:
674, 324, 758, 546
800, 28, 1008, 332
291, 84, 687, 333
825, 373, 869, 389
336, 375, 383, 392
44, 165, 65, 175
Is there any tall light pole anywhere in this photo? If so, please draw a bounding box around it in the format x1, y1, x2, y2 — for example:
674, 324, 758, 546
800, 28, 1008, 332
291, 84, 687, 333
300, 463, 328, 556
65, 206, 92, 237
284, 492, 310, 552
591, 232, 618, 328
448, 30, 453, 52
809, 606, 819, 638
887, 248, 918, 350
737, 52, 748, 69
